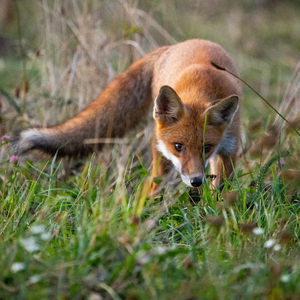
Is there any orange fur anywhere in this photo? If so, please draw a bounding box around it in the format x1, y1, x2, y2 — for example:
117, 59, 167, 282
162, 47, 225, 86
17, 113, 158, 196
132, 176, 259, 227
12, 39, 242, 196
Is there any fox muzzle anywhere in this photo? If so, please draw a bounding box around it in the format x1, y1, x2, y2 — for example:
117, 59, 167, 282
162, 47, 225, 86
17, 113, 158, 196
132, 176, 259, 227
190, 176, 204, 187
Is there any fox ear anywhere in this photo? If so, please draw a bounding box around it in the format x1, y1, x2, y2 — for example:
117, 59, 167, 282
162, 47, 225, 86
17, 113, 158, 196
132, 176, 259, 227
153, 86, 186, 126
205, 95, 239, 127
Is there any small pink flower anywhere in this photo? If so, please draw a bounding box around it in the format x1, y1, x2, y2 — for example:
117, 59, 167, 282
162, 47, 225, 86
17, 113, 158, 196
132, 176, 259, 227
9, 155, 19, 163
277, 160, 285, 167
1, 135, 10, 142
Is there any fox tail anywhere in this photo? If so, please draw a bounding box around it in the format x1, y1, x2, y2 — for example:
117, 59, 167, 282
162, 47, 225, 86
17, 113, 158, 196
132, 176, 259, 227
12, 46, 169, 157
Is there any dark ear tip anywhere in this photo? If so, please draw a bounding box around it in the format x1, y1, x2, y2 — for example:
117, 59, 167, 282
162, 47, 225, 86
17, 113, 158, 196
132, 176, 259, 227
228, 95, 239, 107
160, 85, 172, 90
159, 85, 175, 95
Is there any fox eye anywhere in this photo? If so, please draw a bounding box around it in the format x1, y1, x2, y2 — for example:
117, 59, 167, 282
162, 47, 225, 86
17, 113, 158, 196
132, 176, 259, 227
204, 144, 211, 154
174, 143, 183, 152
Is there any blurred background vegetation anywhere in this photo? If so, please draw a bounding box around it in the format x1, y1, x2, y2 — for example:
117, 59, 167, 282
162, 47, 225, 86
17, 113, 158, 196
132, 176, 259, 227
0, 0, 300, 134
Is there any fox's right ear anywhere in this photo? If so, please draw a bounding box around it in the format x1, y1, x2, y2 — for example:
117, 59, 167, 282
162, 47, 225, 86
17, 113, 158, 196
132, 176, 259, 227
153, 86, 186, 126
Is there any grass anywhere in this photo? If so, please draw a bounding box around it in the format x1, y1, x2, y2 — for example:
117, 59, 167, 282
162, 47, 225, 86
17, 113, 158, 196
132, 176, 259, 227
1, 0, 300, 299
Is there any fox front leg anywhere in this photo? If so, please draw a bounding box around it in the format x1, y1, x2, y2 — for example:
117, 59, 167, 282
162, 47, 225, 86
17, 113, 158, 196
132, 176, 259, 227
212, 153, 236, 192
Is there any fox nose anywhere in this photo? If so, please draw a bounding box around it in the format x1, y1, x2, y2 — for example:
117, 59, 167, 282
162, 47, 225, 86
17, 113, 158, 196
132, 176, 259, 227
190, 177, 203, 187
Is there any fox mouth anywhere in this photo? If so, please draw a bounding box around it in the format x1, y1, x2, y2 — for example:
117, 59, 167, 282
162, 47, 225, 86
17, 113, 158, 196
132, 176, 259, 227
189, 188, 201, 206
187, 174, 217, 205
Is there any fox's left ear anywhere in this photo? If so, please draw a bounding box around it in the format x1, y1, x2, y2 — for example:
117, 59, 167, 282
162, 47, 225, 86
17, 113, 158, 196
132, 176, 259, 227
205, 95, 239, 127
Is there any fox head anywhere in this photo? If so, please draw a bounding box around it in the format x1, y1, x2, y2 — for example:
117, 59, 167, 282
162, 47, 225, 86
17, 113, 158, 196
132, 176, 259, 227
153, 85, 239, 187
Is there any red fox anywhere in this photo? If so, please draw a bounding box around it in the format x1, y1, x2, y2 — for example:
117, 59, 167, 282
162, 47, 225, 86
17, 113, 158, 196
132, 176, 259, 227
12, 39, 242, 196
